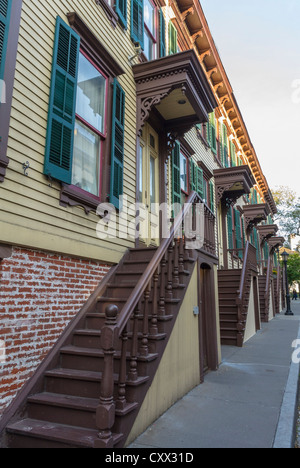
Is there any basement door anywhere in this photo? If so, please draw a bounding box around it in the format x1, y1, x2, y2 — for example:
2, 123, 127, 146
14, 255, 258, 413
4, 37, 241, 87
138, 124, 160, 247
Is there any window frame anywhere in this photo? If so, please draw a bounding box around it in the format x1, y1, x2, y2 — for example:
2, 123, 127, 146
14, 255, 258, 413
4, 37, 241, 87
180, 151, 189, 196
142, 0, 158, 61
0, 0, 22, 183
60, 12, 125, 214
71, 50, 109, 200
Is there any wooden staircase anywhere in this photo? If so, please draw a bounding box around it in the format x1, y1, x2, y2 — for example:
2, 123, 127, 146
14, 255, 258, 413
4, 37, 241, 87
0, 192, 208, 449
218, 243, 258, 347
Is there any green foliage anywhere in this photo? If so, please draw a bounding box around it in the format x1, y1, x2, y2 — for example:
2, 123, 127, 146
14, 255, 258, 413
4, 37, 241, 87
272, 186, 300, 241
284, 253, 300, 286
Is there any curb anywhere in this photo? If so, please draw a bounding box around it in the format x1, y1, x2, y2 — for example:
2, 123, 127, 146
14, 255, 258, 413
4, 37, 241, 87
273, 321, 300, 449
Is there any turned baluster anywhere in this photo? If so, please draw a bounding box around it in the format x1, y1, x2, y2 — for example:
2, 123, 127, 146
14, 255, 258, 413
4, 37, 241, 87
116, 324, 128, 411
158, 254, 167, 317
173, 238, 180, 287
128, 303, 140, 382
179, 237, 184, 273
140, 284, 151, 357
95, 305, 119, 448
166, 244, 173, 299
149, 267, 159, 338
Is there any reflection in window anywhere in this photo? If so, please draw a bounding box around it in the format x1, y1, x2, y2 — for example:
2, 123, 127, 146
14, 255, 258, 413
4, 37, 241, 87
144, 0, 157, 61
180, 153, 188, 193
72, 53, 107, 196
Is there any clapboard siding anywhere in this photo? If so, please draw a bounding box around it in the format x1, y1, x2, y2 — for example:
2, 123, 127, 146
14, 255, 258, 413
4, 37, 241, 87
1, 0, 139, 263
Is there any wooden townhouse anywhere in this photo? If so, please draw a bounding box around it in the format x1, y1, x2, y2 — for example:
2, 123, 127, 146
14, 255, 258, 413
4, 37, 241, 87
0, 0, 284, 448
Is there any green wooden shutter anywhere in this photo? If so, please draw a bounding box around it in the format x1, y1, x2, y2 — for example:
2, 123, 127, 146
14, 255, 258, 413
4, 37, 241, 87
0, 0, 12, 81
190, 159, 197, 193
241, 216, 246, 248
209, 113, 217, 154
227, 208, 234, 250
168, 21, 177, 55
131, 0, 144, 50
172, 141, 181, 209
209, 180, 215, 213
230, 140, 236, 167
234, 209, 243, 258
44, 17, 80, 184
159, 8, 166, 58
116, 0, 128, 29
110, 79, 126, 210
197, 167, 204, 199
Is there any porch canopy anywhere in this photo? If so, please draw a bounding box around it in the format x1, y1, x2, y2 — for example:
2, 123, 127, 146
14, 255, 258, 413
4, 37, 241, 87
214, 166, 255, 211
242, 204, 270, 233
132, 49, 217, 140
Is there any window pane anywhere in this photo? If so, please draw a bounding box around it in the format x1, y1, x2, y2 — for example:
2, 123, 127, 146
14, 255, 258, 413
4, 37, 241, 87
150, 156, 156, 205
72, 120, 100, 196
144, 30, 155, 61
76, 53, 106, 134
180, 153, 187, 192
139, 145, 143, 202
144, 0, 155, 37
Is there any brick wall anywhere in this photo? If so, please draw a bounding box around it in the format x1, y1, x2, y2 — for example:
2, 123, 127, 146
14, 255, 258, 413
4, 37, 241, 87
0, 247, 110, 416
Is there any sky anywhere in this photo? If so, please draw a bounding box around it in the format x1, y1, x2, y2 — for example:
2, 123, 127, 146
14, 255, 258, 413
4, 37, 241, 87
200, 0, 300, 198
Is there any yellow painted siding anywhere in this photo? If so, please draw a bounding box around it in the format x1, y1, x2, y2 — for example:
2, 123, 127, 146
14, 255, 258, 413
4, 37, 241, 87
126, 264, 200, 446
0, 0, 140, 263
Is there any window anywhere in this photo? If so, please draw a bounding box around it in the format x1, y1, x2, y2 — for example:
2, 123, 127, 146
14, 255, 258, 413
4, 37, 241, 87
0, 0, 22, 183
144, 0, 157, 60
169, 21, 178, 55
72, 53, 107, 197
44, 15, 126, 212
180, 152, 188, 194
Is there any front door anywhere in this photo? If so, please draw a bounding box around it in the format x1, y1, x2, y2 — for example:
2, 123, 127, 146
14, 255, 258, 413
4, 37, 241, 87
138, 124, 160, 246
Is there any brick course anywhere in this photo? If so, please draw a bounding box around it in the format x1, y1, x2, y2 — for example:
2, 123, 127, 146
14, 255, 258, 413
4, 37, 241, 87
0, 247, 110, 416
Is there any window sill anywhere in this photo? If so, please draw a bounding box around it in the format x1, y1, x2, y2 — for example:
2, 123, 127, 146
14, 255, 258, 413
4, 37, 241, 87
60, 184, 102, 215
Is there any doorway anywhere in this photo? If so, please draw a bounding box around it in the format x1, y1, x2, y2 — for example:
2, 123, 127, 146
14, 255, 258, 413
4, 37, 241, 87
138, 124, 160, 247
199, 262, 219, 380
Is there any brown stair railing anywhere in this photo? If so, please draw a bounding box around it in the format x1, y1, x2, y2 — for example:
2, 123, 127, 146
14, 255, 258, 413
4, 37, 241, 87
235, 241, 258, 346
95, 191, 216, 447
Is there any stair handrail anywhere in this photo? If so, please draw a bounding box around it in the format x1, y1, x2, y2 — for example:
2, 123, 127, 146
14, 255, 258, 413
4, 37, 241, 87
117, 190, 202, 335
96, 191, 214, 447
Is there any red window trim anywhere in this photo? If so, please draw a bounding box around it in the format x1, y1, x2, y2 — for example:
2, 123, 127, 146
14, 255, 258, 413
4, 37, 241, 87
71, 50, 109, 200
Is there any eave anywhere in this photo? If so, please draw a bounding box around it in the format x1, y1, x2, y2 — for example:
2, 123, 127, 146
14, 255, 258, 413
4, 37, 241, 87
132, 49, 218, 137
173, 0, 273, 200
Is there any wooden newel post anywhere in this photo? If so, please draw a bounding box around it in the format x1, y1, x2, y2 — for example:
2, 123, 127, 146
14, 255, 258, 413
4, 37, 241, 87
95, 305, 119, 449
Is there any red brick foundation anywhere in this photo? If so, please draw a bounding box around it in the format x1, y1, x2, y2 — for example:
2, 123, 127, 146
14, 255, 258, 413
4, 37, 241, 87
0, 247, 110, 416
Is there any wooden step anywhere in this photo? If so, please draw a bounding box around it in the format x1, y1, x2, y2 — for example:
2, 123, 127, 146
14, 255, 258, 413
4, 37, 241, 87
6, 418, 123, 449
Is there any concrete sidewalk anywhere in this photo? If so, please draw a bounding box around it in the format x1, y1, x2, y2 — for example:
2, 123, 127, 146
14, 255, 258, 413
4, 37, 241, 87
130, 303, 300, 449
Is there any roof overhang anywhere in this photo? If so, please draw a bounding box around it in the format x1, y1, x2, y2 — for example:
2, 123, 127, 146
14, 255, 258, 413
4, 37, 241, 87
213, 165, 255, 210
133, 49, 217, 137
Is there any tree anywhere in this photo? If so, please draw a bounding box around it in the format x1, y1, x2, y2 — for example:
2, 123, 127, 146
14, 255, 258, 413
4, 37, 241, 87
272, 186, 300, 245
286, 253, 300, 286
